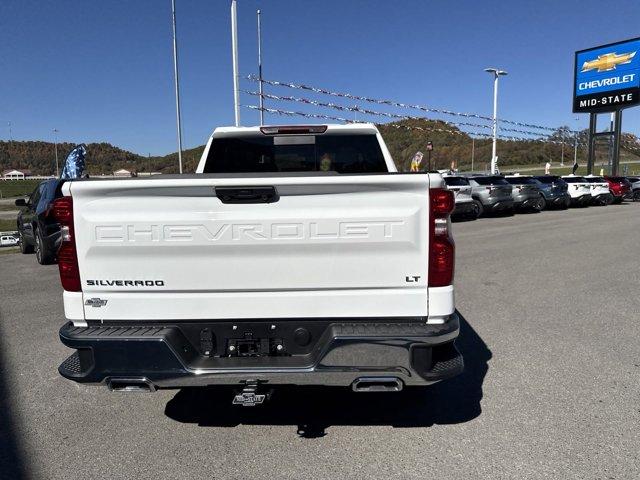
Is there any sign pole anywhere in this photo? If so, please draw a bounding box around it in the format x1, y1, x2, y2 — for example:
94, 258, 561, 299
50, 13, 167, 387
612, 109, 623, 176
587, 113, 597, 175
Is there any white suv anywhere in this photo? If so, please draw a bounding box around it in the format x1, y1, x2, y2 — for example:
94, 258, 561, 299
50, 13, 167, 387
562, 175, 592, 207
584, 175, 613, 205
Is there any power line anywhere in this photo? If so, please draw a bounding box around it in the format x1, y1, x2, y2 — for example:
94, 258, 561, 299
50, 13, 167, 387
245, 75, 573, 133
243, 90, 554, 138
243, 105, 580, 146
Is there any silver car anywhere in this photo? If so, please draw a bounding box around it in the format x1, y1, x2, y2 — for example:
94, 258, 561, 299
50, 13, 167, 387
627, 176, 640, 201
466, 175, 514, 216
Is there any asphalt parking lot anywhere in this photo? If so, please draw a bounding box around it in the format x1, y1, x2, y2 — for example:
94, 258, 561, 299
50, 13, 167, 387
1, 203, 639, 479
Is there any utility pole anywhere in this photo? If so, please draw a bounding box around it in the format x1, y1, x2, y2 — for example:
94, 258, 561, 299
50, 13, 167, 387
7, 122, 12, 164
53, 128, 59, 177
560, 130, 565, 167
484, 67, 508, 174
171, 0, 184, 173
231, 0, 241, 126
257, 9, 264, 125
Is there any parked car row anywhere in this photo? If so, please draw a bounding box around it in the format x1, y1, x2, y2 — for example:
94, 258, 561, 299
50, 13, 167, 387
443, 173, 634, 220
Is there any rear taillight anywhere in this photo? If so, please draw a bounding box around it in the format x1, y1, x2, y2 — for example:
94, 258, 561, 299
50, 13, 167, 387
52, 197, 81, 292
429, 188, 455, 287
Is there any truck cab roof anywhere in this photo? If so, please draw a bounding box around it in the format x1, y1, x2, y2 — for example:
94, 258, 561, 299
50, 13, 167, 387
211, 123, 381, 137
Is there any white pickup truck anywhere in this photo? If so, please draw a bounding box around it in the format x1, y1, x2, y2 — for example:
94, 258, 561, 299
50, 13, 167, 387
56, 123, 461, 404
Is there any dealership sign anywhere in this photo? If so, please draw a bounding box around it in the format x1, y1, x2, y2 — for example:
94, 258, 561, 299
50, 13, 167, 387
574, 37, 640, 113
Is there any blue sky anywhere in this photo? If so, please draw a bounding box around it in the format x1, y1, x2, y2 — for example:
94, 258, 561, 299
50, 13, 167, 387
2, 0, 640, 155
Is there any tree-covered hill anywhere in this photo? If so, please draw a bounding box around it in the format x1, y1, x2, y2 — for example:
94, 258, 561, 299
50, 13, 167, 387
2, 119, 638, 175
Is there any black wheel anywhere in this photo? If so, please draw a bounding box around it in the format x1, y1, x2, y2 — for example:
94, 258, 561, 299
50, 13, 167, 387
633, 190, 640, 202
562, 197, 571, 209
536, 195, 546, 211
472, 199, 484, 217
18, 230, 34, 254
35, 227, 55, 265
612, 196, 623, 204
605, 194, 614, 205
468, 201, 481, 220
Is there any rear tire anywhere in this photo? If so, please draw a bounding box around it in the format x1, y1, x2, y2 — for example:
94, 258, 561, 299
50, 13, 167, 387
536, 195, 546, 211
562, 198, 570, 209
468, 201, 481, 220
19, 231, 34, 254
633, 190, 640, 202
35, 228, 55, 265
472, 199, 484, 217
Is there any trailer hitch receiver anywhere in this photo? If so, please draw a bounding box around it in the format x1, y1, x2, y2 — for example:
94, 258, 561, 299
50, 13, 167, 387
232, 380, 269, 406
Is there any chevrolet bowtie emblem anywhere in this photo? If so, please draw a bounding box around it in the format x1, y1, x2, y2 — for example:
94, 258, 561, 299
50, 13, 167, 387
85, 298, 108, 308
581, 51, 636, 73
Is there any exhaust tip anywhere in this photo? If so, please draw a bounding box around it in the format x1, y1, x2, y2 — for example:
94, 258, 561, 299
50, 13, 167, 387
107, 378, 157, 393
352, 377, 403, 392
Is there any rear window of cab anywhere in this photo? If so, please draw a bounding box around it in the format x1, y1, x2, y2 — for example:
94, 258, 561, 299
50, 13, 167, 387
443, 176, 469, 186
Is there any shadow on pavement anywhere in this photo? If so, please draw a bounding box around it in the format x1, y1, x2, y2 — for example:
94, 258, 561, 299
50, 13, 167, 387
164, 312, 491, 437
0, 313, 28, 479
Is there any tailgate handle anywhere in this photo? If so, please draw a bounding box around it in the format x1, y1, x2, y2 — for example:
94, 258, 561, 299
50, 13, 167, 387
215, 186, 279, 204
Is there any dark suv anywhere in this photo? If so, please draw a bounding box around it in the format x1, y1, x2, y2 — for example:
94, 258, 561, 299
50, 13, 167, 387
15, 179, 62, 264
532, 176, 571, 209
504, 176, 544, 211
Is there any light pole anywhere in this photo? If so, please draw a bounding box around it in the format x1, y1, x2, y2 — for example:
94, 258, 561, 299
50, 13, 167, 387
171, 0, 184, 174
53, 128, 59, 177
231, 0, 241, 127
471, 137, 475, 172
573, 116, 579, 167
257, 9, 264, 125
484, 67, 508, 174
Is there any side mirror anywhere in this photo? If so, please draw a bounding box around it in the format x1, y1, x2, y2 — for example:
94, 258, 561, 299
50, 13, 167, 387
15, 198, 27, 207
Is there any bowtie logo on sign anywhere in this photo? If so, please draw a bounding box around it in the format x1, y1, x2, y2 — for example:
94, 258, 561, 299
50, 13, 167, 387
581, 51, 636, 73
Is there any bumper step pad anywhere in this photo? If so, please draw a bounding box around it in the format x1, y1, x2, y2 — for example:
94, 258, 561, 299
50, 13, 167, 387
58, 315, 462, 388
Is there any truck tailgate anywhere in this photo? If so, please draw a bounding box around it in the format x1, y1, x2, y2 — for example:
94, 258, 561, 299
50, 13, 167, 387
68, 174, 431, 321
